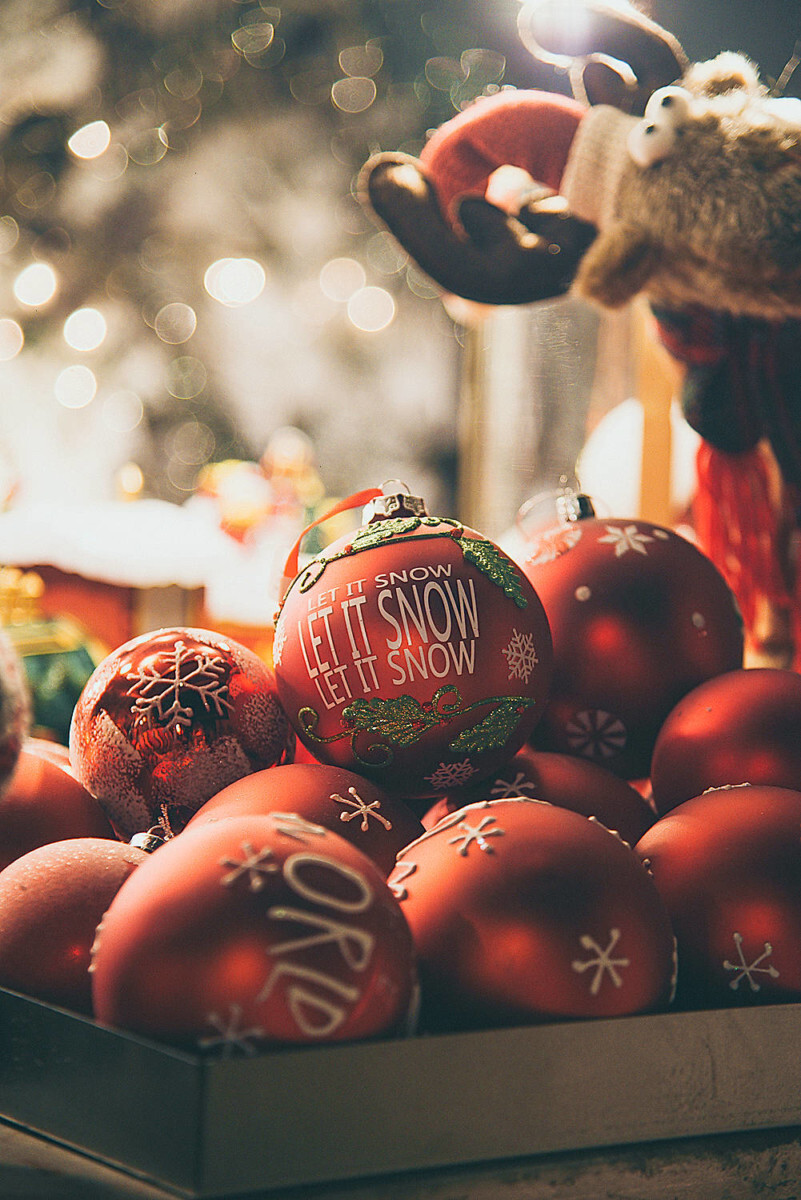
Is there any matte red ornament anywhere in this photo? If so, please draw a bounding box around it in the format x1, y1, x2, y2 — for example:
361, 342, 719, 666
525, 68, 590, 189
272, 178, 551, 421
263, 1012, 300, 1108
187, 762, 424, 876
0, 742, 115, 872
91, 813, 417, 1050
650, 667, 801, 815
0, 837, 147, 1012
274, 490, 553, 801
636, 784, 801, 1007
388, 797, 675, 1030
518, 499, 743, 779
69, 627, 294, 838
422, 745, 656, 845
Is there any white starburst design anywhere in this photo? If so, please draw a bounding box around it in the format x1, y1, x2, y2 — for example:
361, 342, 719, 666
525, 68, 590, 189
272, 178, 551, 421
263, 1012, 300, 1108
272, 618, 287, 668
526, 525, 583, 566
447, 814, 505, 856
125, 640, 233, 732
330, 787, 392, 831
597, 523, 654, 557
565, 709, 627, 760
424, 759, 478, 792
572, 928, 630, 995
198, 1004, 264, 1056
220, 841, 280, 891
502, 628, 539, 684
490, 771, 537, 798
722, 932, 780, 992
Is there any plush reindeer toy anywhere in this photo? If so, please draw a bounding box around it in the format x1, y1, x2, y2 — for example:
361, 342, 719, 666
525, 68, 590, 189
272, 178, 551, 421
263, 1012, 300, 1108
361, 0, 801, 663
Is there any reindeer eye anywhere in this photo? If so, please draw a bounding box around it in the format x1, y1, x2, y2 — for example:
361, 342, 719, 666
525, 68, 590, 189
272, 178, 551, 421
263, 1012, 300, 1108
628, 86, 691, 168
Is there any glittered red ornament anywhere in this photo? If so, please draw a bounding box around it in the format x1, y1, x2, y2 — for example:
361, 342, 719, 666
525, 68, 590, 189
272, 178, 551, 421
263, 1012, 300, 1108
388, 798, 675, 1030
187, 762, 424, 876
518, 496, 743, 779
91, 813, 416, 1050
422, 745, 656, 846
69, 627, 294, 839
274, 490, 553, 801
650, 667, 801, 816
636, 784, 801, 1007
0, 742, 114, 872
0, 837, 147, 1012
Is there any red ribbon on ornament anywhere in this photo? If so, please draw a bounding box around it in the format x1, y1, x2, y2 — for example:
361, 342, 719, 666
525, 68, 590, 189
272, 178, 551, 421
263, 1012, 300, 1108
279, 487, 383, 599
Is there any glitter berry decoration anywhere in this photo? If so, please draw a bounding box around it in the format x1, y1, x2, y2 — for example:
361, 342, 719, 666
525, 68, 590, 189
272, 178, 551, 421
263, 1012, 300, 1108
520, 494, 744, 779
70, 627, 294, 838
273, 488, 553, 801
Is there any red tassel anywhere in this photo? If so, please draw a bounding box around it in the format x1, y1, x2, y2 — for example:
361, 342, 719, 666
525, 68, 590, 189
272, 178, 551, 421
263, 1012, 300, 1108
693, 441, 791, 631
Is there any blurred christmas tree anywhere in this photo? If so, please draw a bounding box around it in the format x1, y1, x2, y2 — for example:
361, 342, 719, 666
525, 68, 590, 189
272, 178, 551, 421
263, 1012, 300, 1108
0, 0, 535, 512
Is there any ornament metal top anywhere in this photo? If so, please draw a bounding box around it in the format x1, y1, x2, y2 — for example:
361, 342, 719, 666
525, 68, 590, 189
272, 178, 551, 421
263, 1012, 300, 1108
274, 487, 554, 800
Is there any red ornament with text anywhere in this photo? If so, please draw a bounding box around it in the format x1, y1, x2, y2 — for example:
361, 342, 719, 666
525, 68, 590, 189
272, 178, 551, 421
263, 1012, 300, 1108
187, 762, 424, 876
650, 667, 801, 815
273, 488, 553, 802
422, 745, 656, 846
636, 784, 801, 1007
388, 797, 675, 1031
91, 812, 417, 1050
0, 741, 114, 872
69, 627, 294, 839
518, 493, 743, 779
0, 837, 147, 1013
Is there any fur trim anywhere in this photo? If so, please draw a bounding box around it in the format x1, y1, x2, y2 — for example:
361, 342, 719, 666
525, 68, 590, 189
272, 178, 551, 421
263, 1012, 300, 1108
560, 105, 637, 228
683, 51, 763, 98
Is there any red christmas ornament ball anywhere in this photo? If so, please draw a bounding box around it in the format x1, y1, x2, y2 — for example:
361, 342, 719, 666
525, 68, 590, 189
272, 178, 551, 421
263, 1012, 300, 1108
650, 668, 801, 816
422, 745, 656, 845
519, 506, 743, 779
187, 762, 424, 876
70, 627, 294, 839
274, 494, 553, 801
389, 798, 675, 1030
0, 742, 114, 872
0, 837, 147, 1012
91, 813, 417, 1049
636, 784, 801, 1007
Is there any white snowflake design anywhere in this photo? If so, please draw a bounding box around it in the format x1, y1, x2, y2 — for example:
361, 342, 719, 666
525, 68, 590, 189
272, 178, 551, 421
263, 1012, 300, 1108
125, 640, 233, 732
502, 628, 539, 684
198, 1004, 265, 1056
525, 525, 583, 567
722, 932, 780, 992
490, 771, 537, 798
272, 619, 287, 668
572, 928, 630, 996
220, 841, 280, 891
424, 759, 478, 792
330, 787, 392, 832
565, 709, 627, 760
447, 814, 505, 857
597, 524, 654, 557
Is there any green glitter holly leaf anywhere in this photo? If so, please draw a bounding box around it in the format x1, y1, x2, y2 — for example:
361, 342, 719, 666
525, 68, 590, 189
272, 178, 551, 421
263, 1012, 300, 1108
342, 693, 441, 746
459, 537, 530, 609
449, 696, 537, 754
350, 517, 422, 554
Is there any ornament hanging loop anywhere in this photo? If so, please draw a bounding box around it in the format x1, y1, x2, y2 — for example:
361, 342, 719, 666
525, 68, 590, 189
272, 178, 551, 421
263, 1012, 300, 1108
279, 486, 384, 599
364, 479, 428, 523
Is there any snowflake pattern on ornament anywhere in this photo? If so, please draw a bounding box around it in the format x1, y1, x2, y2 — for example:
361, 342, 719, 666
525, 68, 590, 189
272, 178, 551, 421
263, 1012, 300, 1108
502, 628, 539, 684
424, 759, 478, 792
447, 814, 505, 856
220, 841, 280, 891
330, 787, 392, 831
525, 525, 583, 566
125, 641, 233, 732
199, 1004, 265, 1056
565, 709, 627, 759
571, 928, 630, 995
272, 619, 287, 668
597, 524, 654, 557
722, 932, 780, 992
490, 771, 537, 798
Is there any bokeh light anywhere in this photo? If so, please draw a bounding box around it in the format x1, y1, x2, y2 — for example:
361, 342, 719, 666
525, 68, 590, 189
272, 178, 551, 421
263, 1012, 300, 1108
154, 302, 197, 344
166, 356, 207, 400
0, 216, 19, 254
203, 258, 266, 307
331, 76, 377, 113
55, 365, 97, 409
319, 257, 366, 302
14, 263, 57, 307
68, 120, 112, 160
0, 320, 24, 361
347, 286, 395, 332
64, 307, 107, 352
102, 389, 144, 433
